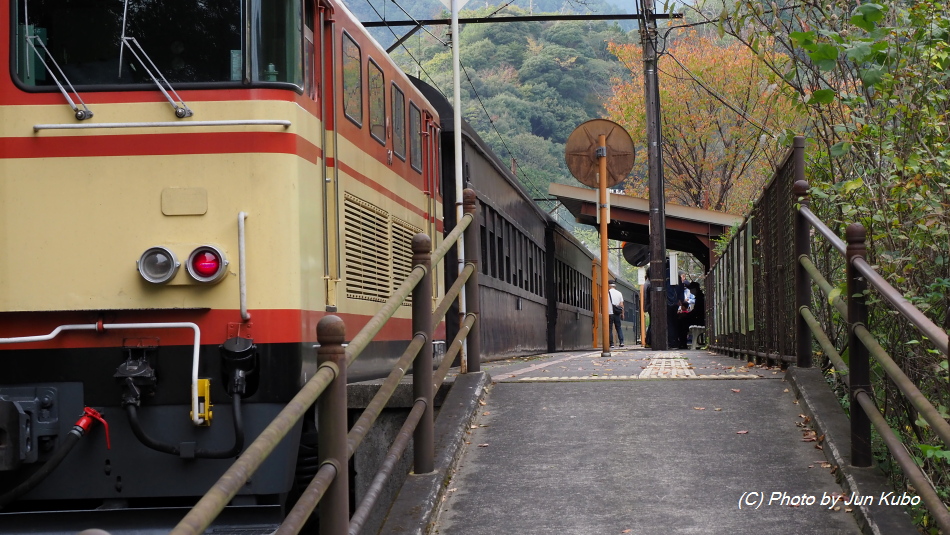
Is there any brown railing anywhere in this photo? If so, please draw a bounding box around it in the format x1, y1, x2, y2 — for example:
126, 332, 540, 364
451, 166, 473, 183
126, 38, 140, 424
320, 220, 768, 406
170, 189, 483, 535
708, 138, 950, 531
794, 185, 950, 532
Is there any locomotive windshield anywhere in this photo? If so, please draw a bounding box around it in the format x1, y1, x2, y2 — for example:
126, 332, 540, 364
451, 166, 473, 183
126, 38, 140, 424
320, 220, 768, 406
12, 0, 303, 88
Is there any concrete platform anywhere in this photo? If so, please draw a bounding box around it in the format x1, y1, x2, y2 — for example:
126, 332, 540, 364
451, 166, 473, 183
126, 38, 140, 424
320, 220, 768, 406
429, 349, 864, 535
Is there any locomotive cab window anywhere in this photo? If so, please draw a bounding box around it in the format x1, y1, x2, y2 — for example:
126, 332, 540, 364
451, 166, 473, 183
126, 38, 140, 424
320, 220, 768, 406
368, 59, 385, 144
342, 32, 362, 126
409, 102, 422, 172
12, 0, 306, 88
392, 84, 406, 161
251, 0, 303, 85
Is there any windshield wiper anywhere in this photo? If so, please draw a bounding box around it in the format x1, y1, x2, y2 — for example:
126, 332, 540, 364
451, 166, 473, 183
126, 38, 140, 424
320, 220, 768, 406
120, 37, 194, 118
21, 0, 93, 121
25, 36, 94, 120
118, 0, 193, 118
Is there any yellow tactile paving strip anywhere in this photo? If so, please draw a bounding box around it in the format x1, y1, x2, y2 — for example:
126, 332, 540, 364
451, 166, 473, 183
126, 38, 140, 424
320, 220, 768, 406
638, 357, 697, 378
494, 350, 776, 382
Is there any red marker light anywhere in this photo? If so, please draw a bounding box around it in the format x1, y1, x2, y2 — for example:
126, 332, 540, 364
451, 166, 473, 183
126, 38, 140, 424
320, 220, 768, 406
186, 245, 229, 283
192, 251, 220, 278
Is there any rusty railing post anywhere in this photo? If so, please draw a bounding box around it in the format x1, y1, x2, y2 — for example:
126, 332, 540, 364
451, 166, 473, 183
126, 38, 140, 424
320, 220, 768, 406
317, 315, 348, 535
462, 189, 481, 373
412, 233, 434, 474
846, 223, 872, 467
794, 180, 812, 368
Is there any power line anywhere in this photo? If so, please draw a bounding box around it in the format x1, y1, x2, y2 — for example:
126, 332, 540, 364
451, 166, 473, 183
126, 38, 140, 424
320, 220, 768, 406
384, 0, 450, 47
461, 58, 551, 202
366, 0, 577, 208
657, 3, 804, 43
661, 51, 776, 137
612, 35, 776, 138
361, 0, 447, 94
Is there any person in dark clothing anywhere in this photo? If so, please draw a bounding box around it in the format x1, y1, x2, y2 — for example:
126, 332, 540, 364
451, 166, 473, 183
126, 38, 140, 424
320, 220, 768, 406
677, 282, 706, 348
667, 271, 686, 348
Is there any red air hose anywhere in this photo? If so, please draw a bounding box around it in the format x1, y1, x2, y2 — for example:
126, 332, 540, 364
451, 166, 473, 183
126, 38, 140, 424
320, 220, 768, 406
0, 407, 109, 509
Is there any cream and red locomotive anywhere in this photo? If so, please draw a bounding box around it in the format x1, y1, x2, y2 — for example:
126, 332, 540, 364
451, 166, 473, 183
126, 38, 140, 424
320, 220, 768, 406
0, 0, 441, 529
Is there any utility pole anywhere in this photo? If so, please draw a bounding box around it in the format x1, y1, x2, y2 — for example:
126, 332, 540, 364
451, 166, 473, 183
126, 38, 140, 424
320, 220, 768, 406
641, 0, 668, 350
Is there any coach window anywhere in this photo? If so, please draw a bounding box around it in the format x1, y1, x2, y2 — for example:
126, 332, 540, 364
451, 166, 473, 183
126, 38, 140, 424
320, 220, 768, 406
342, 33, 362, 126
392, 85, 406, 160
409, 102, 422, 172
368, 60, 385, 144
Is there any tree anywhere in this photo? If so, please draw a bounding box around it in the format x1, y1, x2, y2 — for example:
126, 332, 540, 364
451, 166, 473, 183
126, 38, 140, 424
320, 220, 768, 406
605, 30, 803, 213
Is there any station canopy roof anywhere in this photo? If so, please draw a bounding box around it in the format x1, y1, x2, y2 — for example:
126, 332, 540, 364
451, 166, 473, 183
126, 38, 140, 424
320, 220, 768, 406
549, 183, 742, 270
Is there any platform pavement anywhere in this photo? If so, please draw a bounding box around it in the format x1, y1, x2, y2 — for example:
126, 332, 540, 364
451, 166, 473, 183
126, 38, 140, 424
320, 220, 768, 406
428, 347, 865, 535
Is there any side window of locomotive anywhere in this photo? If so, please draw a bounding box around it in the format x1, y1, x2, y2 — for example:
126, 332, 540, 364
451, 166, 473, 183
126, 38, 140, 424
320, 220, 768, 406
392, 85, 406, 161
368, 60, 385, 144
342, 33, 362, 126
409, 102, 422, 173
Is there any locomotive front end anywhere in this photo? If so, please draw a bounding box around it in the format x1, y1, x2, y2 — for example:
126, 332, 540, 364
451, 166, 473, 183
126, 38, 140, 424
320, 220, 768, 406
0, 0, 323, 530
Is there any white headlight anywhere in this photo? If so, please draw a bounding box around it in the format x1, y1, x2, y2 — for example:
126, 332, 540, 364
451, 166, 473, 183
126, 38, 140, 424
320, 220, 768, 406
137, 247, 180, 284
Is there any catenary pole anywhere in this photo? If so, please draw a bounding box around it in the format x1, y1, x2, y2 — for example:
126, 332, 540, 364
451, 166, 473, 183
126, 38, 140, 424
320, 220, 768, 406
451, 0, 468, 371
599, 135, 610, 357
641, 0, 668, 349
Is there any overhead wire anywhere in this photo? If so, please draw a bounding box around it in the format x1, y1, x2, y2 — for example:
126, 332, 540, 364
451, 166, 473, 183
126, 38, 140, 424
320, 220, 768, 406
365, 0, 598, 225
458, 62, 555, 208
618, 4, 779, 139
656, 3, 805, 48
659, 52, 776, 137
362, 0, 447, 94
383, 0, 559, 208
385, 0, 450, 46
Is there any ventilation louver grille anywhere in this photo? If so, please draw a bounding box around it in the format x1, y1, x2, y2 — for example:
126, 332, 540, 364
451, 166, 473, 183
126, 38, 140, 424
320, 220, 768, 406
392, 217, 422, 306
344, 193, 391, 302
343, 195, 424, 305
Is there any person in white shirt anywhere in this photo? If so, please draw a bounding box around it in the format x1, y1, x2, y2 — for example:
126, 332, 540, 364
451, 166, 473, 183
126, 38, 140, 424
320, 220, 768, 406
608, 280, 625, 348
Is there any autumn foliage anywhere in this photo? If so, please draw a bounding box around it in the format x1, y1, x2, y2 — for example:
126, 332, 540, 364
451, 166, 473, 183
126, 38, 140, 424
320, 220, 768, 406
606, 30, 803, 213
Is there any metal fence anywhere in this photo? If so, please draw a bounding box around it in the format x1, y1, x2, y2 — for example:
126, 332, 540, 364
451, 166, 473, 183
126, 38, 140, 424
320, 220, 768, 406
705, 137, 803, 365
169, 189, 484, 535
707, 137, 950, 530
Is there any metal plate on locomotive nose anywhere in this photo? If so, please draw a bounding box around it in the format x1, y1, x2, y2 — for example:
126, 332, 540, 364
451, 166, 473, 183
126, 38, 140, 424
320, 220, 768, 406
564, 119, 635, 189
